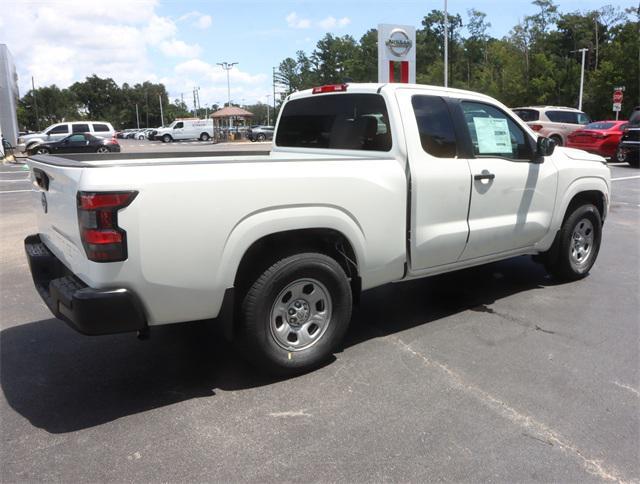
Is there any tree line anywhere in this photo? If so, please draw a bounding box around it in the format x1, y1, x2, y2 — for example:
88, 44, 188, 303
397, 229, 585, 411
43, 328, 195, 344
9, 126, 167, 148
17, 0, 638, 131
275, 1, 639, 120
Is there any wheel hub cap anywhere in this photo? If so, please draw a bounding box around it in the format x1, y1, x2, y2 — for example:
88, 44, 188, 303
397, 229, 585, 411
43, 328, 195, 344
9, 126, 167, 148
570, 218, 594, 266
269, 278, 332, 351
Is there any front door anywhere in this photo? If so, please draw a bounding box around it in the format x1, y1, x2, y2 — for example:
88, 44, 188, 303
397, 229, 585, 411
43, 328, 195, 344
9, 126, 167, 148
458, 101, 558, 261
396, 89, 472, 271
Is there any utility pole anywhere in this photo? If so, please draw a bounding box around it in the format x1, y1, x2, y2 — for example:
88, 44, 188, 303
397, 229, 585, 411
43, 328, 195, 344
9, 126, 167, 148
158, 94, 164, 126
192, 88, 198, 116
443, 0, 448, 88
145, 91, 149, 128
31, 76, 40, 131
272, 67, 277, 113
266, 94, 271, 125
135, 104, 140, 129
571, 48, 588, 111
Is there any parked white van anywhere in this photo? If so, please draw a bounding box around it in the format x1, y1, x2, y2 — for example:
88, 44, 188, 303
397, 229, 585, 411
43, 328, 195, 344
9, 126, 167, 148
155, 118, 213, 142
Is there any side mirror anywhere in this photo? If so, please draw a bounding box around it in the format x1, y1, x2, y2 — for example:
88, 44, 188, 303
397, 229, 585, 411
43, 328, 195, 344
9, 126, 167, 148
536, 136, 556, 160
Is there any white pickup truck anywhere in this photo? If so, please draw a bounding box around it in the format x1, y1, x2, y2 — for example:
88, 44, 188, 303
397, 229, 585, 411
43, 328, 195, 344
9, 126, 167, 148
25, 83, 611, 374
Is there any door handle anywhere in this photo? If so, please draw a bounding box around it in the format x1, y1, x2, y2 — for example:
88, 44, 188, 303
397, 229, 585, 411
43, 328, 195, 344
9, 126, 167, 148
474, 173, 495, 181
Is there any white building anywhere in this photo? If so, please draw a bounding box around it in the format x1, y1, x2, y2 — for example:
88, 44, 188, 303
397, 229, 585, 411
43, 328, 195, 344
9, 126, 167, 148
0, 44, 19, 146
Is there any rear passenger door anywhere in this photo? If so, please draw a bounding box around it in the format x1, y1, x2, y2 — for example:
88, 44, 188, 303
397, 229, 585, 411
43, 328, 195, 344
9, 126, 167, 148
396, 89, 472, 271
458, 101, 558, 260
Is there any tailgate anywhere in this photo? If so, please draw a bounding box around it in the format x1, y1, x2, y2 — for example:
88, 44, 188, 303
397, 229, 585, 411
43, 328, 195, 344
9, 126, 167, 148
27, 156, 89, 277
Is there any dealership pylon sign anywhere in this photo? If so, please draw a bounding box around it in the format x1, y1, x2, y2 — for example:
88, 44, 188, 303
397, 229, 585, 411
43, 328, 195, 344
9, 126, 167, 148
378, 24, 416, 84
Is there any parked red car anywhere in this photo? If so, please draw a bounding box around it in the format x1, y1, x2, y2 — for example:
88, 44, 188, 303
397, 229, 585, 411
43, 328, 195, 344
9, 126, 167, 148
566, 120, 628, 159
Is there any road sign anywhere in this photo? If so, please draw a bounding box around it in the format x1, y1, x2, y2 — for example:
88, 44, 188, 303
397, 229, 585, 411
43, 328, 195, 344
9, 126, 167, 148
613, 102, 622, 112
613, 90, 623, 103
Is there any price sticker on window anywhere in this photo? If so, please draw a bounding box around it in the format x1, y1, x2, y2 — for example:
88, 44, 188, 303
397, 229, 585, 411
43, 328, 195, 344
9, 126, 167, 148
473, 117, 512, 154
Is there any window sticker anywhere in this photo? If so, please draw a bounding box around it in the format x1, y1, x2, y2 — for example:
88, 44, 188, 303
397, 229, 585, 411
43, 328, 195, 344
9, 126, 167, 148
473, 117, 511, 154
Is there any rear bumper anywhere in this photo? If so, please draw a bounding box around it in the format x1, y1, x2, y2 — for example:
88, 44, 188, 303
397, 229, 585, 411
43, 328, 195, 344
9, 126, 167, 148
24, 234, 147, 335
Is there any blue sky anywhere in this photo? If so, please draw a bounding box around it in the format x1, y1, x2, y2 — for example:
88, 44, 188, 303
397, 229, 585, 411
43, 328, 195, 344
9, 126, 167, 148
1, 0, 635, 107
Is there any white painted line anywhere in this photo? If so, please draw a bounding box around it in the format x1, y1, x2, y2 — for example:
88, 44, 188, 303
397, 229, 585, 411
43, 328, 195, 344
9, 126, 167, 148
611, 175, 640, 181
0, 171, 29, 174
607, 162, 627, 166
0, 178, 30, 183
0, 189, 33, 194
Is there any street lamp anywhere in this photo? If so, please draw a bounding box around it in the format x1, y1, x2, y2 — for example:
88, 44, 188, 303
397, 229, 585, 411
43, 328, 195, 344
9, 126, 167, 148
217, 62, 238, 137
571, 48, 588, 111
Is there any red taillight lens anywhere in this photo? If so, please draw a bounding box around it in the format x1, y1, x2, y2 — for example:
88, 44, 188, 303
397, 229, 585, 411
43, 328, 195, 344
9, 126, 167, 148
77, 191, 137, 262
530, 124, 543, 132
312, 84, 348, 94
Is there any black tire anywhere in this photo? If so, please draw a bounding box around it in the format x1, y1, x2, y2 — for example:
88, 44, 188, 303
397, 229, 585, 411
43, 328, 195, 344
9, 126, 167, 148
34, 147, 50, 155
238, 253, 352, 375
162, 134, 172, 143
615, 146, 626, 163
200, 132, 210, 141
550, 134, 563, 147
257, 133, 266, 141
544, 203, 602, 281
96, 146, 110, 153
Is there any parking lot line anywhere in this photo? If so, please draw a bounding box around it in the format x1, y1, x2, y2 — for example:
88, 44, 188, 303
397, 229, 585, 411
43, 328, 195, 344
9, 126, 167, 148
611, 175, 640, 181
0, 178, 30, 182
0, 189, 33, 194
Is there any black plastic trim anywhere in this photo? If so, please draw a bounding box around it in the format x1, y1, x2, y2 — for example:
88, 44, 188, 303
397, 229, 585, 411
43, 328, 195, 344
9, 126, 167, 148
24, 234, 147, 335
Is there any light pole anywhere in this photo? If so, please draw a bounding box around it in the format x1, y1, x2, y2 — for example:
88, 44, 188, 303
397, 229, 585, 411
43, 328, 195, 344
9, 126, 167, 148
444, 0, 448, 88
571, 48, 588, 111
158, 94, 164, 126
217, 62, 238, 137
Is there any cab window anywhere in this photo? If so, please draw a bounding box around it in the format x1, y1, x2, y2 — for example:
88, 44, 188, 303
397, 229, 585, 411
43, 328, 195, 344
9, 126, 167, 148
174, 122, 184, 129
411, 95, 457, 158
461, 101, 533, 161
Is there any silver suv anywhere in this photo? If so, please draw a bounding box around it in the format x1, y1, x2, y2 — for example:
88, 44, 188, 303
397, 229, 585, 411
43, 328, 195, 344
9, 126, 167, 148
512, 106, 590, 146
17, 121, 115, 152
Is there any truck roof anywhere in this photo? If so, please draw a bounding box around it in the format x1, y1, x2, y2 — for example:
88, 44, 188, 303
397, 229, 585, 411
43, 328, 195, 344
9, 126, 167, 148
288, 82, 498, 105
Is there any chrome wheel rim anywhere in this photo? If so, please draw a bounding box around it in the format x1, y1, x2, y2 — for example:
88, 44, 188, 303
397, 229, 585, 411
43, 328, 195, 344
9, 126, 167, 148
269, 278, 332, 351
616, 147, 626, 162
36, 148, 48, 154
570, 218, 594, 267
97, 147, 109, 153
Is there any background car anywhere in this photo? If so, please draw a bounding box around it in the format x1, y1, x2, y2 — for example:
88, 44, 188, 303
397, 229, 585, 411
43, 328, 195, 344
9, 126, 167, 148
616, 106, 640, 167
18, 121, 116, 152
512, 106, 591, 146
247, 125, 275, 141
566, 120, 628, 159
27, 133, 120, 155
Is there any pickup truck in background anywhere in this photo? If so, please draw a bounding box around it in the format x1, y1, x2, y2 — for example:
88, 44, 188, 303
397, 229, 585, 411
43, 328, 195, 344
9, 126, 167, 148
25, 83, 611, 375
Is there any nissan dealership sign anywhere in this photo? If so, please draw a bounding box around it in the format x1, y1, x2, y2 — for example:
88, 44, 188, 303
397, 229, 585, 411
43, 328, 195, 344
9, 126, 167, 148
378, 24, 416, 84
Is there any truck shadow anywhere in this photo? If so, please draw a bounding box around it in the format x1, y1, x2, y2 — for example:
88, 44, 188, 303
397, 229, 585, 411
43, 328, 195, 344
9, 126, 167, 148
1, 256, 556, 434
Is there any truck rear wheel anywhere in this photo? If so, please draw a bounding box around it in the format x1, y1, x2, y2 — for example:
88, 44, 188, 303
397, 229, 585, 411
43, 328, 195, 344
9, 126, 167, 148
543, 203, 602, 281
238, 253, 352, 375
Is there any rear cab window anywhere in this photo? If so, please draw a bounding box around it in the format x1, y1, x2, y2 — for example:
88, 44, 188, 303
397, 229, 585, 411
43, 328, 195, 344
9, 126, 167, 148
276, 94, 392, 151
411, 95, 457, 158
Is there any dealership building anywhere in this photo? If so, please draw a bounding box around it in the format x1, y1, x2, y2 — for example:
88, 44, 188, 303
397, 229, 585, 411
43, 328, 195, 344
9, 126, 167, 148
0, 44, 19, 146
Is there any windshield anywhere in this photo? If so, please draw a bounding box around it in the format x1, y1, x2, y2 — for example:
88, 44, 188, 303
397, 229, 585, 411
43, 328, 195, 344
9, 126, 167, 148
584, 122, 615, 130
276, 93, 392, 151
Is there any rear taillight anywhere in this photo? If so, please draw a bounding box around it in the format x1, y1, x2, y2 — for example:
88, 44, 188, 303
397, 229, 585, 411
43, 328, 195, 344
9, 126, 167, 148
312, 84, 348, 94
530, 124, 543, 132
77, 191, 137, 262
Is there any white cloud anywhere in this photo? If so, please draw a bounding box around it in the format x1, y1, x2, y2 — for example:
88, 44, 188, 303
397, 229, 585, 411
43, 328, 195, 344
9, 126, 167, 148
159, 40, 202, 58
317, 16, 351, 30
0, 1, 274, 106
286, 12, 311, 29
178, 11, 212, 30
196, 15, 212, 29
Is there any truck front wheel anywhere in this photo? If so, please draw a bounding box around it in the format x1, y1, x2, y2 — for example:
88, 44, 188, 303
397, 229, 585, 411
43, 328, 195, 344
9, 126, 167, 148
162, 134, 172, 143
238, 253, 352, 375
543, 203, 602, 281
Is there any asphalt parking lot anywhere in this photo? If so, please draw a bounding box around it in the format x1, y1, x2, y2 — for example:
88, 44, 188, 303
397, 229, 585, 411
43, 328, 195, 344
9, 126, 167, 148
1, 155, 638, 482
